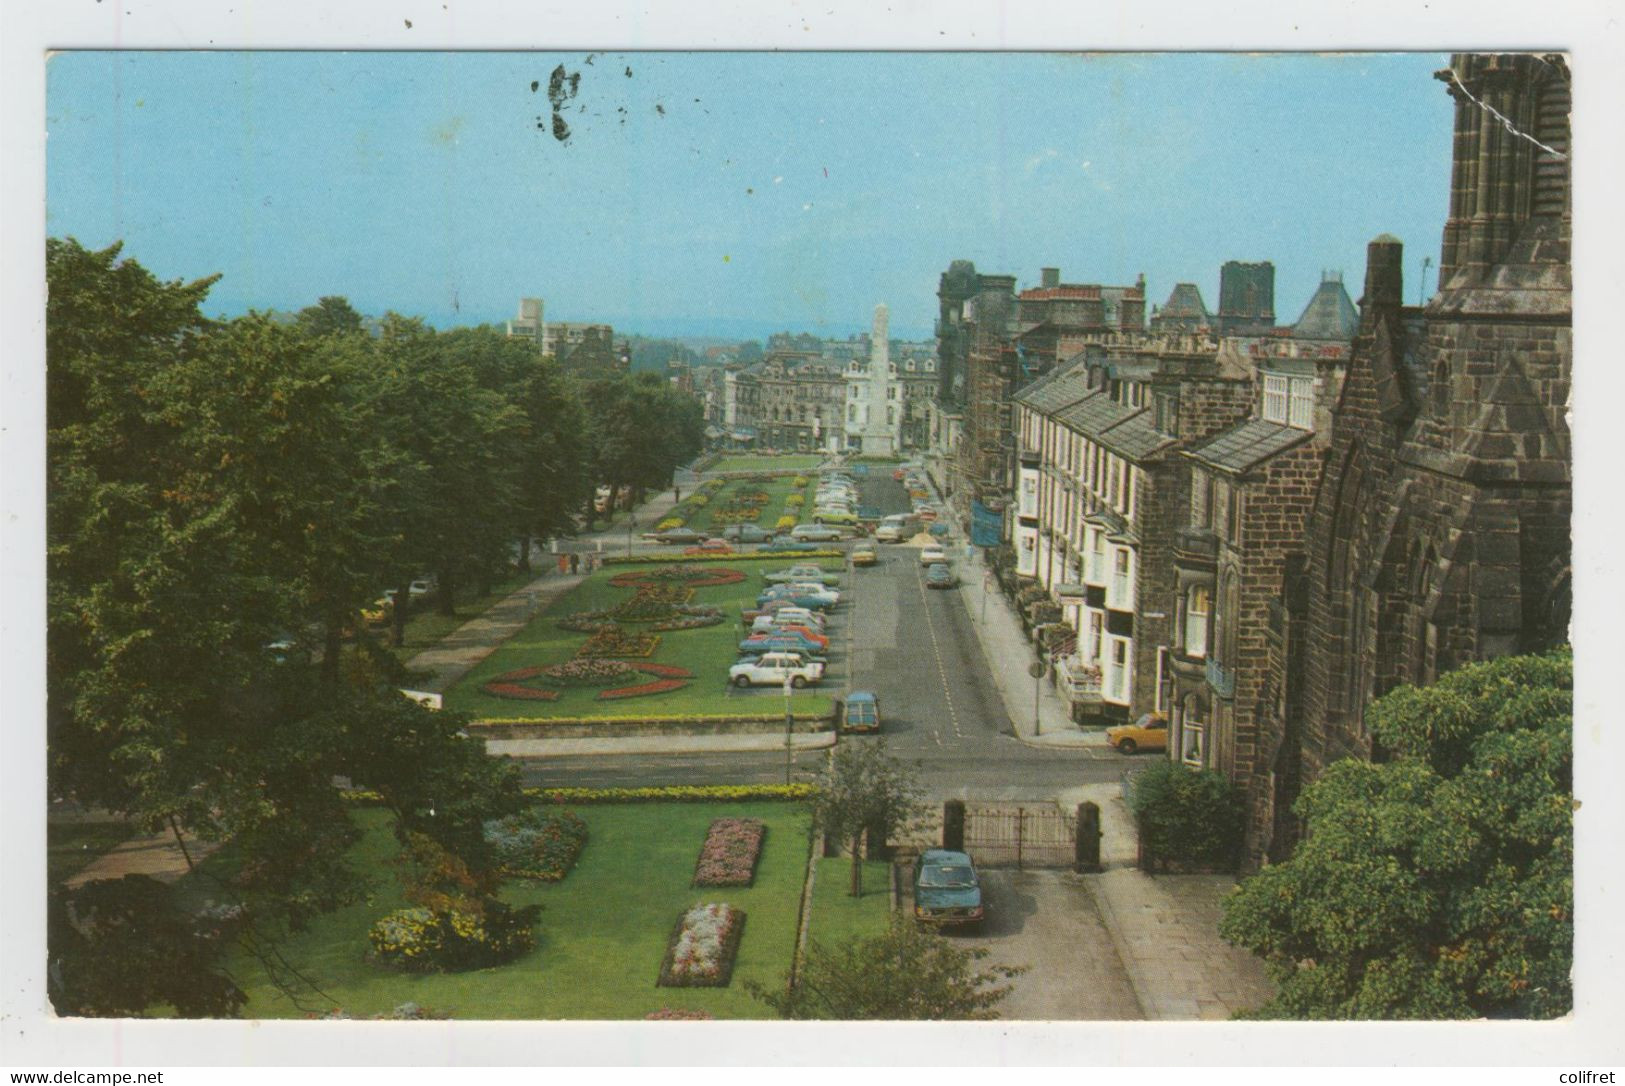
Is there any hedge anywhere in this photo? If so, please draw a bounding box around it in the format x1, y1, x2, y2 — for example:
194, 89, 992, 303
340, 783, 816, 806
1125, 759, 1244, 872
603, 550, 843, 565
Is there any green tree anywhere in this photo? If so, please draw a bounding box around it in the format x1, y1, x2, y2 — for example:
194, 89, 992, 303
1219, 648, 1573, 1019
294, 295, 365, 339
811, 740, 925, 896
750, 917, 1022, 1019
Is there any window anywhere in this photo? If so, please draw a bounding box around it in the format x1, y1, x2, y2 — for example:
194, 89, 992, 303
1090, 529, 1105, 582
1191, 470, 1210, 528
1227, 488, 1242, 544
1086, 610, 1104, 664
1289, 378, 1314, 429
1181, 696, 1206, 767
1263, 374, 1289, 423
1185, 583, 1210, 658
1107, 638, 1130, 702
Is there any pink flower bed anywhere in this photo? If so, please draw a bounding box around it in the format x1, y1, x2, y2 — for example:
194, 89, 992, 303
691, 818, 766, 887
657, 903, 746, 988
598, 678, 687, 700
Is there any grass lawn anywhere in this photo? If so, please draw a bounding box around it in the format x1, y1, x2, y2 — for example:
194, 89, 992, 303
686, 474, 809, 535
216, 802, 813, 1019
377, 568, 537, 666
805, 857, 893, 950
708, 454, 824, 473
444, 556, 845, 721
47, 820, 134, 886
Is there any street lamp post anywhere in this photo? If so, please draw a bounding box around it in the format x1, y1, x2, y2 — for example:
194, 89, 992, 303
1028, 658, 1046, 736
783, 672, 794, 785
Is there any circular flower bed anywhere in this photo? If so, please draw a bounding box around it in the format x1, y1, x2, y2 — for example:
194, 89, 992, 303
483, 661, 695, 701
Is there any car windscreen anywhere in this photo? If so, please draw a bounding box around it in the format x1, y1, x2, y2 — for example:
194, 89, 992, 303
918, 865, 977, 888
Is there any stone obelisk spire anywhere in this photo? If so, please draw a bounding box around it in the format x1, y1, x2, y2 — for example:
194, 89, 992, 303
863, 304, 897, 455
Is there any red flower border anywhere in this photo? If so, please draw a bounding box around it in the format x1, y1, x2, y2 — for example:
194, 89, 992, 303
484, 661, 695, 702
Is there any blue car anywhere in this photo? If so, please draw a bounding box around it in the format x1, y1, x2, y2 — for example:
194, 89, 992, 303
738, 631, 827, 657
912, 849, 984, 928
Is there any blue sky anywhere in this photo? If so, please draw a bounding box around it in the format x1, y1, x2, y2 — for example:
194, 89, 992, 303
47, 51, 1453, 340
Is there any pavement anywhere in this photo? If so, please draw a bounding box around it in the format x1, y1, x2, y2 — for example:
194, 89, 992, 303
488, 730, 837, 758
1060, 781, 1275, 1020
63, 826, 219, 890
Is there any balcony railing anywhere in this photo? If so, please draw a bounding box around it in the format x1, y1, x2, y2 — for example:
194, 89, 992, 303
1205, 657, 1236, 698
1058, 656, 1104, 703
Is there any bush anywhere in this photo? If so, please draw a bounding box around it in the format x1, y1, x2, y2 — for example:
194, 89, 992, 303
792, 475, 810, 488
776, 515, 798, 531
368, 902, 540, 972
483, 807, 589, 880
656, 517, 683, 532
1126, 760, 1243, 872
786, 493, 805, 507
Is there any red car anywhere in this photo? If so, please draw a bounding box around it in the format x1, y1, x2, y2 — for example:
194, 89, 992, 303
684, 539, 734, 556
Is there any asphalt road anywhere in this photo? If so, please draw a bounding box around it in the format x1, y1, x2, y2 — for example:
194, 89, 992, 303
517, 464, 1123, 800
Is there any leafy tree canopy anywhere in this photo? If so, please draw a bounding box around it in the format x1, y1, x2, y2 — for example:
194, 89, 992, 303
811, 740, 925, 896
1219, 648, 1573, 1019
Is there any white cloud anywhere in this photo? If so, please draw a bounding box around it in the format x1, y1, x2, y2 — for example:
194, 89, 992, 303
1023, 147, 1059, 175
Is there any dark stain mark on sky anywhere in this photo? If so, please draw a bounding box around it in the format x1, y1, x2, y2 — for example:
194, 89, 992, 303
625, 66, 633, 78
545, 64, 581, 144
655, 103, 665, 116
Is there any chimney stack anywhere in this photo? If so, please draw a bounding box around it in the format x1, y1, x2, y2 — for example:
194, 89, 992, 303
1041, 267, 1060, 289
1362, 234, 1405, 330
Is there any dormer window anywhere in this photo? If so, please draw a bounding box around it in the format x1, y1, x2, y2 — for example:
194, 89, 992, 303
1263, 373, 1315, 430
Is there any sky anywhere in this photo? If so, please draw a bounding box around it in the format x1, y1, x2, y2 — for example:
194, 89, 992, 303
46, 51, 1455, 341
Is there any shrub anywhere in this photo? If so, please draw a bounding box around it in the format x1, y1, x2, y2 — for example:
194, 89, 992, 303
792, 476, 810, 488
368, 902, 539, 972
1126, 760, 1243, 872
656, 517, 683, 532
483, 807, 588, 880
786, 494, 805, 507
776, 515, 798, 531
692, 818, 766, 887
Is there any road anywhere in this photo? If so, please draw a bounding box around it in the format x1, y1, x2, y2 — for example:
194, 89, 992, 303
516, 463, 1124, 801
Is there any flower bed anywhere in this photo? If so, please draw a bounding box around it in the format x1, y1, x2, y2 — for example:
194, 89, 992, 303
368, 903, 539, 973
484, 660, 694, 700
483, 807, 589, 880
602, 551, 842, 565
692, 818, 766, 888
599, 677, 687, 700
577, 628, 662, 658
644, 1008, 713, 1020
341, 782, 817, 806
658, 903, 746, 988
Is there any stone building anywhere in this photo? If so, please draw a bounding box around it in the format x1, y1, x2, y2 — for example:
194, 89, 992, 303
1015, 267, 1147, 368
953, 274, 1020, 519
1165, 278, 1358, 814
1214, 261, 1277, 335
1012, 336, 1256, 723
1252, 53, 1571, 866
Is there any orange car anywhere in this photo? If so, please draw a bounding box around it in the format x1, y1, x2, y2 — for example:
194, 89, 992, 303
684, 539, 734, 556
1106, 713, 1168, 755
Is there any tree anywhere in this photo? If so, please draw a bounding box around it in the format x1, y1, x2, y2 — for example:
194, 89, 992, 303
749, 917, 1022, 1019
295, 295, 365, 339
811, 740, 925, 896
1219, 648, 1573, 1019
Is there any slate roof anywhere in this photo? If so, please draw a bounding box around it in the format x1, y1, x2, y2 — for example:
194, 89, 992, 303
1013, 360, 1093, 413
1160, 282, 1210, 319
1292, 277, 1360, 340
1053, 392, 1178, 463
1185, 418, 1313, 473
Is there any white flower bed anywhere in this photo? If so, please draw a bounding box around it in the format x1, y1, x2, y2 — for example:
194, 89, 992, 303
659, 902, 746, 988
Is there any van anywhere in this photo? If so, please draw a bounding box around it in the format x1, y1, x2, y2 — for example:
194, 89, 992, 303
875, 514, 920, 543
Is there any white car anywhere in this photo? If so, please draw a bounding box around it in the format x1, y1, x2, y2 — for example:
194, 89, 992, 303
791, 524, 844, 542
920, 545, 948, 566
754, 606, 825, 631
730, 651, 825, 688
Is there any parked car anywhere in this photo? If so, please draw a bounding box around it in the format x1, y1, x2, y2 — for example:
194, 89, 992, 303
791, 524, 844, 543
919, 545, 948, 566
738, 630, 828, 657
722, 524, 774, 544
763, 563, 840, 585
912, 849, 984, 928
652, 526, 709, 545
839, 690, 880, 734
755, 604, 825, 629
730, 651, 824, 688
684, 539, 734, 556
813, 509, 859, 526
1106, 713, 1169, 755
925, 564, 957, 589
851, 542, 878, 566
750, 617, 828, 644
757, 584, 839, 609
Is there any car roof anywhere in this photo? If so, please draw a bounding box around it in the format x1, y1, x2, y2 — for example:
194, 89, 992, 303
920, 849, 972, 865
846, 691, 876, 704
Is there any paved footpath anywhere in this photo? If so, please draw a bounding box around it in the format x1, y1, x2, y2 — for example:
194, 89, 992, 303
1063, 781, 1276, 1019
65, 826, 219, 889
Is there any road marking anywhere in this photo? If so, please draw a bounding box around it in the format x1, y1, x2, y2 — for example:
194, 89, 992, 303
915, 562, 965, 741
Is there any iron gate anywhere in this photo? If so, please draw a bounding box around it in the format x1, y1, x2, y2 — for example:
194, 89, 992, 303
962, 804, 1076, 868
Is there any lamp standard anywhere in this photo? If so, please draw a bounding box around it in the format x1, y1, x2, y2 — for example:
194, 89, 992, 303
783, 671, 795, 785
626, 515, 636, 558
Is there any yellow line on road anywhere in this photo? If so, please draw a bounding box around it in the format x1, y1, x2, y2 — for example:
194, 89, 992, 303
916, 560, 965, 741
